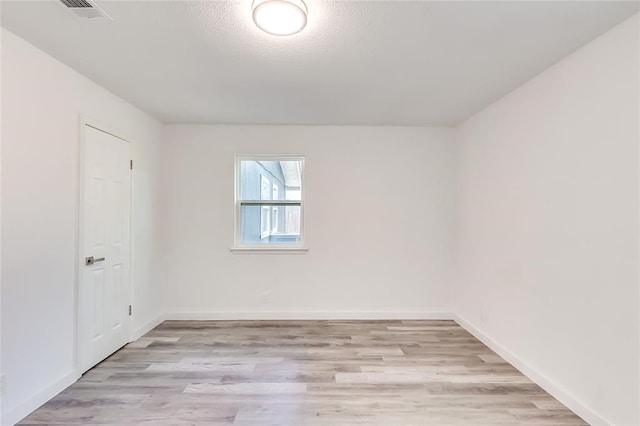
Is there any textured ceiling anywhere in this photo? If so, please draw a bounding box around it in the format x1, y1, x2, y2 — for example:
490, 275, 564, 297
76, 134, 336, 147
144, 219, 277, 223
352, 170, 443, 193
1, 0, 638, 126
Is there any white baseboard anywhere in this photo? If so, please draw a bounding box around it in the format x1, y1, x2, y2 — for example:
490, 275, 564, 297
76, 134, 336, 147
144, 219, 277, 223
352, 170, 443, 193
1, 370, 80, 426
453, 314, 610, 426
130, 313, 166, 341
164, 311, 453, 321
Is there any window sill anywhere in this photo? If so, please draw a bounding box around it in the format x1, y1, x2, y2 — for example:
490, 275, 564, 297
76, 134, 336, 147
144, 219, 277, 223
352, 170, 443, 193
230, 247, 309, 254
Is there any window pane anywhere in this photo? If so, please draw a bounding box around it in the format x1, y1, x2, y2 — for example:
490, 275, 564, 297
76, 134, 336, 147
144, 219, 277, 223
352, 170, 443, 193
240, 204, 301, 244
272, 206, 278, 233
260, 175, 271, 200
284, 205, 301, 234
285, 189, 301, 201
239, 160, 302, 201
260, 205, 270, 238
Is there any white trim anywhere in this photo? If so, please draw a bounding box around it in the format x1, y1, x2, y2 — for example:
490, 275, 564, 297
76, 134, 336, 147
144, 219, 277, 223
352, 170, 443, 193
241, 200, 301, 206
130, 314, 166, 342
1, 370, 80, 426
76, 115, 133, 374
453, 314, 609, 426
80, 115, 133, 144
230, 247, 308, 254
164, 311, 453, 321
75, 117, 88, 375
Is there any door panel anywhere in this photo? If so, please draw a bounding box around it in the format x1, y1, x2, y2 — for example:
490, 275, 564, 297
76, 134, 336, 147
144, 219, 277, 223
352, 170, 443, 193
91, 268, 105, 341
111, 263, 123, 330
80, 124, 131, 373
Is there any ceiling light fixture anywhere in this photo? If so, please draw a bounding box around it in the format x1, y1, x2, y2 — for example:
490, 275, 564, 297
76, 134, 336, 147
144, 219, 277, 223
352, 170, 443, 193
252, 0, 308, 36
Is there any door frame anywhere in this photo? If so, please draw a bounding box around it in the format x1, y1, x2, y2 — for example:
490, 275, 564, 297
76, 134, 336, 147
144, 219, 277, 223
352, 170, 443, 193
75, 115, 133, 374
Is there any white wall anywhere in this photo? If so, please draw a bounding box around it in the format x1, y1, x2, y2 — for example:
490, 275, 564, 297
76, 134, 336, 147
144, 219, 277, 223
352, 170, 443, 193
455, 14, 639, 426
162, 125, 455, 319
1, 29, 166, 425
2, 9, 637, 426
0, 27, 4, 422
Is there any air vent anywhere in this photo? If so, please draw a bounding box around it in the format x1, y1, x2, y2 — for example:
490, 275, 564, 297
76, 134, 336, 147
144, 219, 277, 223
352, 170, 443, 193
60, 0, 93, 7
59, 0, 112, 19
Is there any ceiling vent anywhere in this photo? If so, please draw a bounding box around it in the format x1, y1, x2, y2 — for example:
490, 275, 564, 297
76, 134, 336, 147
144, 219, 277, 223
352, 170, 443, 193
59, 0, 112, 19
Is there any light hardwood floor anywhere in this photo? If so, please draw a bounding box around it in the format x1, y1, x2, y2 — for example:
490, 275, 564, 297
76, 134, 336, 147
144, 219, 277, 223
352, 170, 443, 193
20, 320, 587, 425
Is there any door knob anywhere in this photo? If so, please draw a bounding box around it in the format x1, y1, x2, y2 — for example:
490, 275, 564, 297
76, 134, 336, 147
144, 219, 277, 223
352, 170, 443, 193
85, 256, 106, 265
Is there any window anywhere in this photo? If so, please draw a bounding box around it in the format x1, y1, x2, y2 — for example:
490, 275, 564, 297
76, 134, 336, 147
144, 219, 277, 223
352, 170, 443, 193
235, 156, 305, 250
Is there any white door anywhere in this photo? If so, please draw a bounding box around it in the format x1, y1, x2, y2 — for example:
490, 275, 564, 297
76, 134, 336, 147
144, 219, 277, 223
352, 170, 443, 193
79, 124, 131, 373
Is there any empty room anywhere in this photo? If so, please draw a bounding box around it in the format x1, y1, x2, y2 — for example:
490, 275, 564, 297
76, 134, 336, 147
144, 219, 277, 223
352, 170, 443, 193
1, 0, 638, 425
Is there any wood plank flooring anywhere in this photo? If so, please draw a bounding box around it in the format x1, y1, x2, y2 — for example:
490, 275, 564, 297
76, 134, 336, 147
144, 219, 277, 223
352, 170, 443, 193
19, 320, 587, 425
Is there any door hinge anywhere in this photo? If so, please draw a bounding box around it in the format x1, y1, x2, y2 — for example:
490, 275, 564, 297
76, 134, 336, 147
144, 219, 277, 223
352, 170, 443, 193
130, 160, 133, 170
129, 305, 132, 316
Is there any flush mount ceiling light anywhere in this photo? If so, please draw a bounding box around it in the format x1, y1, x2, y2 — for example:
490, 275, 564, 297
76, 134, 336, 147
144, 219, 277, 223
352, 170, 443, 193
252, 0, 308, 36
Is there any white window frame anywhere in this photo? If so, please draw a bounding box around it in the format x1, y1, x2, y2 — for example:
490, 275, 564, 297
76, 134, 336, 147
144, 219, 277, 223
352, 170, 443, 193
233, 155, 307, 253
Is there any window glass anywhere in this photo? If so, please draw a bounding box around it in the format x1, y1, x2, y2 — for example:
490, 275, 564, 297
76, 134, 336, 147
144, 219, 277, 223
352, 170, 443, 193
236, 157, 304, 247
